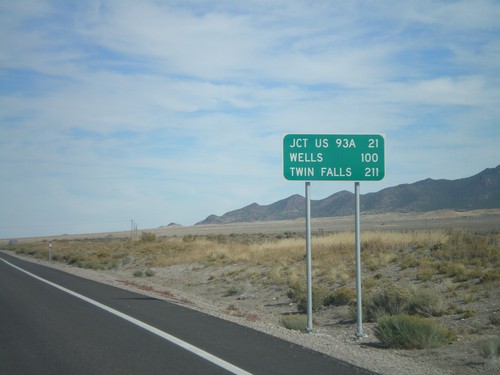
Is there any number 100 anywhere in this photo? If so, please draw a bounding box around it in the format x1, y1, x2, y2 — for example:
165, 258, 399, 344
361, 153, 379, 162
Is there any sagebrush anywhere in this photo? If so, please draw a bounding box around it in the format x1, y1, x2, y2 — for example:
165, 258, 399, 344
374, 314, 456, 349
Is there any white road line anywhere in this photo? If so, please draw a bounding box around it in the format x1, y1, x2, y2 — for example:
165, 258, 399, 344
0, 257, 252, 375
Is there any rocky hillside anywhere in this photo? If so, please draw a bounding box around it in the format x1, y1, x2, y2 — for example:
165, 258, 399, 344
196, 165, 500, 225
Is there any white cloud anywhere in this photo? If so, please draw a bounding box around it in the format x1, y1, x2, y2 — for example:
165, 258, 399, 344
1, 0, 499, 237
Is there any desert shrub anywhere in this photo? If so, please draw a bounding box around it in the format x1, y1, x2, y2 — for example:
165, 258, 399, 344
207, 251, 227, 263
71, 252, 119, 270
297, 285, 330, 312
280, 315, 308, 331
368, 252, 397, 272
326, 286, 356, 306
431, 242, 446, 251
207, 234, 228, 244
478, 337, 500, 359
481, 268, 500, 282
133, 270, 144, 277
182, 234, 197, 242
145, 269, 155, 277
445, 230, 499, 265
364, 286, 411, 322
408, 289, 445, 317
489, 313, 500, 326
287, 281, 305, 300
463, 292, 473, 304
14, 245, 43, 258
437, 262, 466, 279
399, 253, 419, 270
362, 276, 381, 290
416, 267, 435, 282
140, 232, 156, 242
225, 286, 241, 296
293, 285, 330, 313
374, 314, 456, 349
463, 308, 476, 318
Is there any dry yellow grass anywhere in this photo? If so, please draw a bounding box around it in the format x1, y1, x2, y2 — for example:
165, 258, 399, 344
9, 230, 498, 276
8, 229, 462, 286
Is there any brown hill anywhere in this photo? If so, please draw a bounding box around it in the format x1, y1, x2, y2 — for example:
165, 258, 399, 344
196, 165, 500, 225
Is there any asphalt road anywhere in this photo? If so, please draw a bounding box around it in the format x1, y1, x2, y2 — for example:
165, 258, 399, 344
0, 251, 375, 375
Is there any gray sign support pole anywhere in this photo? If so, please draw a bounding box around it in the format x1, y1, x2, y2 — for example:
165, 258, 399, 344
49, 242, 52, 263
305, 181, 313, 332
354, 182, 363, 337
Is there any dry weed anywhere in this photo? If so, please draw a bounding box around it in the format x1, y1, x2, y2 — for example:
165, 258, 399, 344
8, 229, 498, 296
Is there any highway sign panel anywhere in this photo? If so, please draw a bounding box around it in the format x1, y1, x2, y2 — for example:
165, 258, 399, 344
283, 134, 385, 181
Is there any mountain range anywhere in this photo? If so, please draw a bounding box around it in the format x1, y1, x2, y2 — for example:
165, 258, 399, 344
196, 165, 500, 225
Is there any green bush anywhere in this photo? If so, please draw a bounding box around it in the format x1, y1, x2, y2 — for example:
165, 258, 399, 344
407, 289, 445, 317
288, 282, 330, 313
207, 234, 228, 244
437, 262, 466, 280
463, 308, 476, 318
416, 267, 435, 282
280, 315, 308, 331
489, 313, 500, 326
364, 286, 411, 322
375, 314, 456, 349
182, 234, 196, 242
297, 285, 330, 313
145, 269, 155, 277
140, 232, 156, 242
478, 337, 500, 359
326, 286, 356, 306
133, 270, 144, 277
207, 252, 227, 263
481, 268, 500, 282
287, 282, 306, 300
225, 286, 241, 296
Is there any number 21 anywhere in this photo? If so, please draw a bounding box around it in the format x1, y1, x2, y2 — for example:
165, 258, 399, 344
368, 138, 379, 148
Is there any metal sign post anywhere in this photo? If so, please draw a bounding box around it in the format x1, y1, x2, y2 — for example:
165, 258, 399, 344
305, 182, 313, 332
354, 182, 363, 337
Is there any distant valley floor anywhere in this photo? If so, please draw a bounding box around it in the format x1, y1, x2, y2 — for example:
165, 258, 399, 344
4, 209, 500, 244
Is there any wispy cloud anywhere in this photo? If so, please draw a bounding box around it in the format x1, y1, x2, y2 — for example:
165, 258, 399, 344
1, 0, 499, 237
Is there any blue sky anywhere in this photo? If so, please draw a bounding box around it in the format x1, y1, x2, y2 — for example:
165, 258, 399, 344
1, 0, 499, 238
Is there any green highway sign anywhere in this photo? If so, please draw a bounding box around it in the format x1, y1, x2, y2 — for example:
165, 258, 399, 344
283, 134, 385, 181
